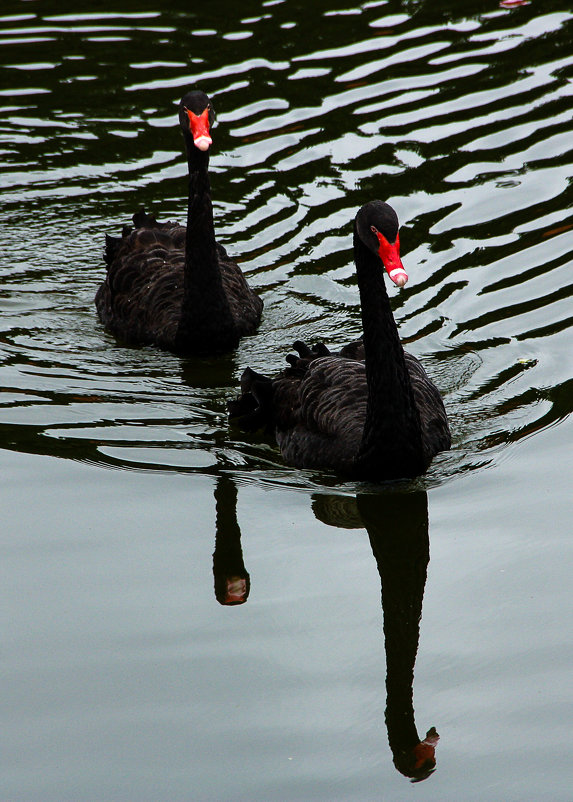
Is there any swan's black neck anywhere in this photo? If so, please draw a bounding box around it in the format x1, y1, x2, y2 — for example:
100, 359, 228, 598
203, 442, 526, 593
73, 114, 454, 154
175, 140, 236, 352
354, 229, 426, 479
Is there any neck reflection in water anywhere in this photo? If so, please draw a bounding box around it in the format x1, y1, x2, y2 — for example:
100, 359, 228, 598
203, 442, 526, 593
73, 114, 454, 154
212, 475, 250, 606
312, 489, 438, 782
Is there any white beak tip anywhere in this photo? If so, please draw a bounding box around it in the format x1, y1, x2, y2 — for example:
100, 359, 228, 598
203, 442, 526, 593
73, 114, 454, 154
194, 136, 212, 152
389, 268, 408, 287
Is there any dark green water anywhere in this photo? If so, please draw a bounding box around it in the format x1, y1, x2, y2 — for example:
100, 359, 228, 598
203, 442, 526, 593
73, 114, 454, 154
1, 1, 573, 799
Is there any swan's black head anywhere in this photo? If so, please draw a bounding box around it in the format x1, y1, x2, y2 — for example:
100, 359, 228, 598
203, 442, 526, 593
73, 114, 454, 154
355, 200, 408, 287
179, 89, 215, 153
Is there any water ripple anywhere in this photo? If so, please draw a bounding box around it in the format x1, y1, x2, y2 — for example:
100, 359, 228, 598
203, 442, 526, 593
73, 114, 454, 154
0, 1, 572, 487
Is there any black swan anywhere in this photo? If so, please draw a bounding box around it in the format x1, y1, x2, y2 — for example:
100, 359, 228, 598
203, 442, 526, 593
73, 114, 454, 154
228, 200, 450, 481
95, 89, 263, 354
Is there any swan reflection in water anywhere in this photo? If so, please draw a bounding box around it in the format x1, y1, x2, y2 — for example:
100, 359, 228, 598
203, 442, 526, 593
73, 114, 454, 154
312, 489, 438, 781
210, 475, 438, 779
212, 475, 250, 605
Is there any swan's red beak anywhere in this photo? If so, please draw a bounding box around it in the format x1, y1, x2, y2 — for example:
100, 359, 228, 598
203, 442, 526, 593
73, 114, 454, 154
373, 229, 408, 287
185, 106, 212, 152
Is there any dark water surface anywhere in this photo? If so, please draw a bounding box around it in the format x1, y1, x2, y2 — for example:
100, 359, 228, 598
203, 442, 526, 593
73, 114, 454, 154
1, 1, 573, 799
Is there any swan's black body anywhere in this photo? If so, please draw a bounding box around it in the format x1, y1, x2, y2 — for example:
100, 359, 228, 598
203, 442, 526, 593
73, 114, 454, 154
95, 90, 262, 355
229, 201, 450, 481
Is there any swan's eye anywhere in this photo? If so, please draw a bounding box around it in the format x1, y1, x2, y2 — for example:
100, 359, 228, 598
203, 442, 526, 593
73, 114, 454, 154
370, 225, 378, 235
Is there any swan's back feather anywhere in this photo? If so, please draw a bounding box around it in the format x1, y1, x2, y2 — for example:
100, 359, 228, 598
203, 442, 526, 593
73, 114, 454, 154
293, 339, 450, 458
96, 217, 187, 347
276, 356, 367, 472
230, 342, 450, 476
95, 211, 262, 352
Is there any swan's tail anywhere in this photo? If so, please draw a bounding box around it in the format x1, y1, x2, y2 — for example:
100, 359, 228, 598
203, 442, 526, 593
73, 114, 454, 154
228, 367, 274, 431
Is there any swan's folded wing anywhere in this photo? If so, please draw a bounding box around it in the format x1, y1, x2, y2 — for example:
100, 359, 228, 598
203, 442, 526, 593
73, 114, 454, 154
274, 357, 367, 471
96, 215, 187, 345
297, 357, 367, 436
405, 352, 451, 456
218, 252, 263, 337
